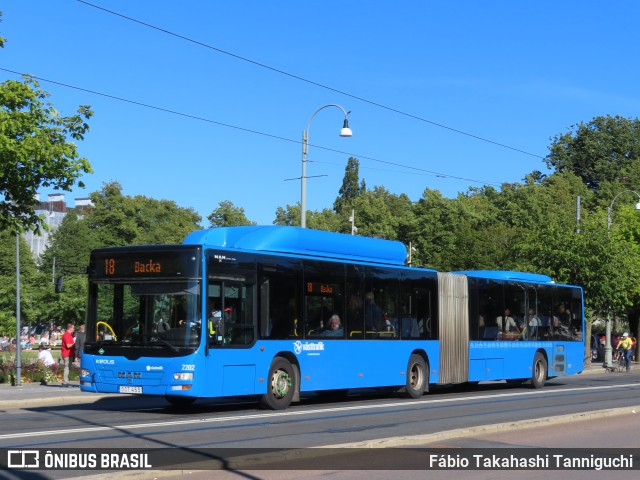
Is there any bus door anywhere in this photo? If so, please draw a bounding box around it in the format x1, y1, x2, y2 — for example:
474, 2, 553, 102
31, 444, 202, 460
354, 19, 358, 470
206, 279, 256, 396
437, 272, 469, 384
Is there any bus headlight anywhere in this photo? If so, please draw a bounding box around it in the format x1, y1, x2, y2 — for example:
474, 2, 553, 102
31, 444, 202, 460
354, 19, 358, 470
81, 369, 90, 377
173, 372, 194, 381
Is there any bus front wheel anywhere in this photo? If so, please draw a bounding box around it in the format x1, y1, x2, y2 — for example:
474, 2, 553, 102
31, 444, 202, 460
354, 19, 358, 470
260, 358, 296, 410
404, 354, 428, 399
531, 352, 547, 389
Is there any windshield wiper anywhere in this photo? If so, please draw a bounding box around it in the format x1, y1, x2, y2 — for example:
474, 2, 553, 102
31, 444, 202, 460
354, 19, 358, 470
139, 333, 180, 353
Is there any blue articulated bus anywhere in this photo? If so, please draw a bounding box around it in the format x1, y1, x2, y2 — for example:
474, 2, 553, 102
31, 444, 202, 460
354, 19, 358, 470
80, 226, 584, 409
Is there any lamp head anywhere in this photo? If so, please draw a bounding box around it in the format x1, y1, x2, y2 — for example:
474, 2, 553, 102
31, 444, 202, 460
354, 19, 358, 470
635, 201, 640, 211
340, 118, 352, 137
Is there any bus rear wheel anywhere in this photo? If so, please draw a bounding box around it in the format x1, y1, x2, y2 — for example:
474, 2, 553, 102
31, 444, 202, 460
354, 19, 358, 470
260, 358, 296, 410
531, 352, 547, 389
404, 354, 428, 399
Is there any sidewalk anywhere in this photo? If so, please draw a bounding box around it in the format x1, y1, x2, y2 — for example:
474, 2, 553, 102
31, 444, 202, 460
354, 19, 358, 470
0, 361, 618, 410
0, 381, 118, 408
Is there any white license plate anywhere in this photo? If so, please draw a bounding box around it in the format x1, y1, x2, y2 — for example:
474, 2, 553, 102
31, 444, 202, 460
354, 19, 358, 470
119, 386, 142, 394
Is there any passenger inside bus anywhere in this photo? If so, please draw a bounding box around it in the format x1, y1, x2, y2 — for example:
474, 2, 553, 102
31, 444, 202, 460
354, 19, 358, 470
527, 308, 540, 339
346, 293, 364, 338
320, 315, 343, 337
364, 292, 383, 331
497, 308, 520, 333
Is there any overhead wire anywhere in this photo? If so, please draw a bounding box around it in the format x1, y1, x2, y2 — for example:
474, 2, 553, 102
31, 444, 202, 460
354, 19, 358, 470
0, 66, 504, 188
311, 160, 503, 187
75, 0, 545, 161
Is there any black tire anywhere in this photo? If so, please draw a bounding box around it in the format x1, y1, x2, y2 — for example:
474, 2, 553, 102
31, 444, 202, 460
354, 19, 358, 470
260, 358, 296, 410
531, 352, 547, 389
165, 396, 196, 408
618, 353, 626, 373
405, 354, 428, 399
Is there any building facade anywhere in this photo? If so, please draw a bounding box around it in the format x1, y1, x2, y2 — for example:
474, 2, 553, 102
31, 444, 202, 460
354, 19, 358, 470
22, 193, 92, 259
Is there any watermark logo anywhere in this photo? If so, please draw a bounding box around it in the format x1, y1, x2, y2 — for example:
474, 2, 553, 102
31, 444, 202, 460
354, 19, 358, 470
7, 450, 39, 469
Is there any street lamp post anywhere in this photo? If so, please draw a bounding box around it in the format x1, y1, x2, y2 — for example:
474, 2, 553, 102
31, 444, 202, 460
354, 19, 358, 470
603, 190, 640, 369
301, 104, 352, 228
15, 232, 22, 387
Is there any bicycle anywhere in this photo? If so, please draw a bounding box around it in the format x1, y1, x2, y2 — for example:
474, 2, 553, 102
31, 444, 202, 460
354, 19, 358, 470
616, 349, 632, 373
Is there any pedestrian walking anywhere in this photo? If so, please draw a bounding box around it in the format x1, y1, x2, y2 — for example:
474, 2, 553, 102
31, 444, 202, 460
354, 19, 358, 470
75, 324, 86, 364
61, 323, 75, 387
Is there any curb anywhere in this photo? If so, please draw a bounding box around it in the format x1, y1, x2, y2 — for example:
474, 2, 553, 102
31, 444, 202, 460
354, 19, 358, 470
0, 393, 119, 409
76, 405, 640, 480
331, 405, 640, 448
0, 383, 119, 409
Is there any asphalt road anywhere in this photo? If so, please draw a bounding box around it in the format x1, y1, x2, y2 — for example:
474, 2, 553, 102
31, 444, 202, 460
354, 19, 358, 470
144, 413, 639, 480
1, 369, 639, 479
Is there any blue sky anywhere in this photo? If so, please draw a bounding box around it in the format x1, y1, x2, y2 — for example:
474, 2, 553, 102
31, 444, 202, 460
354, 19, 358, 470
2, 1, 640, 226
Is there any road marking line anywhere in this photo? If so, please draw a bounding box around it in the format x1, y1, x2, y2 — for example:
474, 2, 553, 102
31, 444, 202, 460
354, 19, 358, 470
0, 383, 638, 441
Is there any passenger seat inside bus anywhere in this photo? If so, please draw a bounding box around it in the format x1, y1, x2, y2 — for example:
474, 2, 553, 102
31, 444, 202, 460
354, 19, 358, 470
481, 325, 499, 340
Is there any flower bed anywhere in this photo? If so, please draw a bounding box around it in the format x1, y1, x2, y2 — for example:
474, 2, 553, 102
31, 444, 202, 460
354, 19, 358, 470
0, 354, 80, 384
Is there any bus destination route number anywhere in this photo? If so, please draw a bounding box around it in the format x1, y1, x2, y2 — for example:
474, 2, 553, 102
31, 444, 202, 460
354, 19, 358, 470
307, 282, 335, 295
103, 258, 162, 276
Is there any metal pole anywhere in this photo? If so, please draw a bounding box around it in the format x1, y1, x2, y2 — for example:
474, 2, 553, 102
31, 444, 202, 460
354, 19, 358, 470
301, 130, 308, 228
299, 104, 352, 229
604, 312, 612, 369
350, 209, 356, 235
15, 232, 22, 387
576, 196, 581, 234
603, 189, 640, 369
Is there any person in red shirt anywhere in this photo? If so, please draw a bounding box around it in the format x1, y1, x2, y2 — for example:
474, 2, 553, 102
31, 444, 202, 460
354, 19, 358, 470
60, 323, 75, 387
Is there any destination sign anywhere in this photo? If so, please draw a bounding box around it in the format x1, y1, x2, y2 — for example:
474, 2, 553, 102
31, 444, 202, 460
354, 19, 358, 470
306, 282, 340, 295
90, 247, 200, 279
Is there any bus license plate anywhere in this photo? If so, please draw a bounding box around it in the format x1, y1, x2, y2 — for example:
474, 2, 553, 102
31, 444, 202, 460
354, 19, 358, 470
119, 386, 142, 394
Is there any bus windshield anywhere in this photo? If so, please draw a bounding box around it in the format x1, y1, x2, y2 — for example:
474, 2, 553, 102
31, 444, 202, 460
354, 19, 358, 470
87, 280, 201, 352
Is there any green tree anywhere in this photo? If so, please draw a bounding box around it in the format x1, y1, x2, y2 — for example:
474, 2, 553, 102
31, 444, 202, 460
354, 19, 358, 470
545, 115, 640, 192
86, 182, 201, 246
134, 196, 202, 244
333, 157, 366, 213
273, 203, 341, 231
545, 116, 640, 359
37, 274, 88, 326
306, 208, 342, 232
86, 182, 140, 246
273, 204, 300, 226
409, 189, 460, 269
0, 75, 93, 234
207, 200, 256, 227
0, 11, 6, 48
39, 210, 99, 277
348, 187, 413, 241
0, 231, 40, 335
